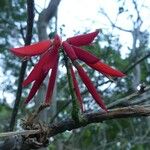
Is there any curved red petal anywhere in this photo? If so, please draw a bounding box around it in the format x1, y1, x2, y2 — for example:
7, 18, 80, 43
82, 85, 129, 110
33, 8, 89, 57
43, 47, 59, 72
67, 30, 99, 46
70, 66, 84, 112
88, 61, 125, 77
25, 71, 47, 104
72, 46, 99, 64
62, 41, 78, 60
75, 65, 108, 112
45, 57, 59, 104
23, 47, 58, 87
10, 40, 52, 57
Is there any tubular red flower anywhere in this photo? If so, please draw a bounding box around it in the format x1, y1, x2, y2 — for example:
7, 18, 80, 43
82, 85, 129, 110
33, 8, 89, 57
45, 57, 59, 104
10, 31, 125, 108
88, 61, 125, 77
10, 40, 52, 57
43, 47, 59, 73
62, 41, 78, 60
70, 66, 84, 112
72, 46, 99, 64
67, 30, 99, 46
23, 47, 58, 87
75, 64, 108, 112
25, 71, 48, 104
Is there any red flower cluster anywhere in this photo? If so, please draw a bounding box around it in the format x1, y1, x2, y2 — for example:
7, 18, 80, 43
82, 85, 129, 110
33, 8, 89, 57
11, 30, 125, 112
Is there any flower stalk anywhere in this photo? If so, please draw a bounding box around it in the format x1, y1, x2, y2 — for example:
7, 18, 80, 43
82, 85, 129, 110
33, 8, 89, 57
63, 50, 80, 122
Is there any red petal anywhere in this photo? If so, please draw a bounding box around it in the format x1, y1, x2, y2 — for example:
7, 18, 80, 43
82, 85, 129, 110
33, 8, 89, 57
88, 61, 125, 77
72, 46, 99, 64
23, 47, 58, 87
43, 47, 59, 72
10, 40, 52, 57
25, 71, 47, 104
45, 57, 59, 104
75, 64, 107, 112
70, 66, 84, 112
67, 30, 99, 46
62, 41, 78, 60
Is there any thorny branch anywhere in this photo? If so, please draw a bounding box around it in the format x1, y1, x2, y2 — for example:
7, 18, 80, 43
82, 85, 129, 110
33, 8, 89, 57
0, 105, 150, 138
47, 105, 150, 137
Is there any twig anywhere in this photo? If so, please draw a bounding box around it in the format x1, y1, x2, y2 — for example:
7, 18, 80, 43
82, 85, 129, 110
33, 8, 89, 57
124, 51, 150, 73
0, 130, 40, 138
25, 103, 50, 125
100, 8, 132, 33
107, 86, 150, 109
9, 0, 34, 131
48, 105, 150, 137
20, 24, 26, 42
1, 105, 150, 139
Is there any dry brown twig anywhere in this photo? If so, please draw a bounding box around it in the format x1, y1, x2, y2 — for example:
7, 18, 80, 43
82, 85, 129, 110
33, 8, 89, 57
1, 105, 150, 139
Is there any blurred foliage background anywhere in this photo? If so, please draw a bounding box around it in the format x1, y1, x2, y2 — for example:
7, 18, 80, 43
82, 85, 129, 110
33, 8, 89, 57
0, 0, 150, 149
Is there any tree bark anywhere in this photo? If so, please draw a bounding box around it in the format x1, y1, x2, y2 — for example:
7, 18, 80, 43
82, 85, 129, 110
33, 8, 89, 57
0, 105, 150, 150
131, 29, 141, 90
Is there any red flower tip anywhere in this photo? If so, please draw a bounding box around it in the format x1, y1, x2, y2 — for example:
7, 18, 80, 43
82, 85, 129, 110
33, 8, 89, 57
62, 41, 78, 60
73, 46, 99, 64
25, 72, 47, 104
10, 40, 52, 57
70, 66, 84, 112
88, 61, 125, 77
45, 57, 59, 104
75, 64, 108, 112
67, 30, 99, 46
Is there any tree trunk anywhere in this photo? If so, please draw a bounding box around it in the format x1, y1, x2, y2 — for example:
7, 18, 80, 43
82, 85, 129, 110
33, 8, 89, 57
131, 29, 141, 91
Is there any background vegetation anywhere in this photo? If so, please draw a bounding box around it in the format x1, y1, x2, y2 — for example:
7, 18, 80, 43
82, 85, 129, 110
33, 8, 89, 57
0, 0, 150, 149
